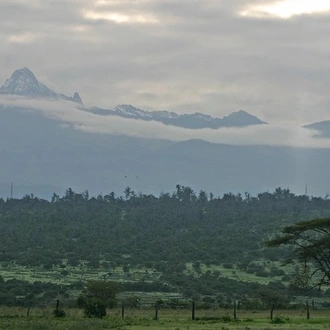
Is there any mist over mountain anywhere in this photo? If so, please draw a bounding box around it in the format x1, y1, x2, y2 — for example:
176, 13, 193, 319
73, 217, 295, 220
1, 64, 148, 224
0, 104, 329, 199
0, 68, 330, 198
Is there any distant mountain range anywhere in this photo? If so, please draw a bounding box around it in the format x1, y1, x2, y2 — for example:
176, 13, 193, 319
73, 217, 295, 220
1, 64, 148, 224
0, 68, 330, 198
0, 68, 266, 129
1, 104, 330, 199
89, 105, 267, 129
3, 68, 330, 133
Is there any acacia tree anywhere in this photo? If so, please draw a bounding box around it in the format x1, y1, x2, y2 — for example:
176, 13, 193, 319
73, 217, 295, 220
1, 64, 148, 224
266, 218, 330, 289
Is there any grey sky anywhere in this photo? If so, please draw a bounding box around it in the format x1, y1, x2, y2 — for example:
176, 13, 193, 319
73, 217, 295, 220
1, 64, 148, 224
1, 0, 330, 126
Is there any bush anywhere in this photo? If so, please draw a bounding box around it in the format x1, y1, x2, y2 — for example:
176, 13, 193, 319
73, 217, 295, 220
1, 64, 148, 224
272, 315, 290, 324
222, 313, 232, 322
77, 280, 121, 318
223, 263, 233, 269
83, 298, 107, 318
269, 267, 285, 276
53, 308, 66, 318
124, 296, 141, 308
255, 270, 269, 277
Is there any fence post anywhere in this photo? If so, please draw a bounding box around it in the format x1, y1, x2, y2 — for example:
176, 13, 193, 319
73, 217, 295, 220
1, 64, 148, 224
192, 301, 195, 320
306, 300, 310, 320
233, 300, 237, 320
270, 303, 275, 321
26, 303, 32, 317
121, 303, 125, 318
154, 304, 159, 320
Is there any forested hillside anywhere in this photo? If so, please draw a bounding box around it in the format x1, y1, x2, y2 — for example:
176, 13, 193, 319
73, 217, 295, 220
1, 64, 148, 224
1, 186, 330, 307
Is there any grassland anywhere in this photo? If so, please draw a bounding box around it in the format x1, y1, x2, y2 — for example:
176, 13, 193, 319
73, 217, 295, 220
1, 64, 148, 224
2, 260, 330, 329
2, 260, 325, 307
1, 306, 330, 330
1, 260, 289, 288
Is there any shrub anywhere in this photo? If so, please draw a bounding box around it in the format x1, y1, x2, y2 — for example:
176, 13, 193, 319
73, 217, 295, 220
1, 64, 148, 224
52, 308, 66, 318
223, 263, 233, 269
222, 313, 232, 322
83, 298, 107, 318
255, 270, 269, 277
77, 280, 121, 318
272, 315, 289, 324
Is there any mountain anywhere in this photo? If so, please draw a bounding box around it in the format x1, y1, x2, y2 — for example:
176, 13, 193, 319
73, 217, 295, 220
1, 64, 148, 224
304, 120, 330, 138
0, 104, 329, 198
0, 68, 329, 198
0, 68, 83, 104
0, 68, 264, 128
89, 104, 266, 129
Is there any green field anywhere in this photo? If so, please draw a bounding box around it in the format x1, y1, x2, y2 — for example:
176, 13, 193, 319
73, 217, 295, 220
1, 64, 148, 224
0, 260, 290, 288
1, 260, 322, 308
1, 306, 330, 330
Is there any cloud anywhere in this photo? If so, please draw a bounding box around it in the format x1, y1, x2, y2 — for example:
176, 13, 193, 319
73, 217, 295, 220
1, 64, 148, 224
0, 96, 329, 149
83, 9, 159, 24
0, 0, 330, 128
7, 32, 42, 44
240, 0, 330, 19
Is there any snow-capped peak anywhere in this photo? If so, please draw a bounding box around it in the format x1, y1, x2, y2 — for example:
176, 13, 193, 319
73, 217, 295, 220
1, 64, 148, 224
0, 68, 83, 104
115, 104, 152, 118
0, 67, 54, 97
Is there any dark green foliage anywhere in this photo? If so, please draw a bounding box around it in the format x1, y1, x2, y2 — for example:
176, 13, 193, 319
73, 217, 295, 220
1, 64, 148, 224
123, 295, 141, 308
257, 288, 289, 308
0, 278, 70, 307
77, 280, 121, 318
2, 186, 330, 305
1, 186, 326, 271
266, 218, 330, 288
52, 308, 66, 317
83, 298, 107, 318
272, 315, 290, 324
60, 270, 69, 277
223, 263, 233, 269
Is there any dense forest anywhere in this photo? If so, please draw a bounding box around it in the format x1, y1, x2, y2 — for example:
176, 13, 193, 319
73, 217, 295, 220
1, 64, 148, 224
1, 186, 330, 307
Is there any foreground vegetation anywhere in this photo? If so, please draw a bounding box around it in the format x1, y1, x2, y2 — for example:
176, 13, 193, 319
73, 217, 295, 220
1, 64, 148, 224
1, 306, 330, 330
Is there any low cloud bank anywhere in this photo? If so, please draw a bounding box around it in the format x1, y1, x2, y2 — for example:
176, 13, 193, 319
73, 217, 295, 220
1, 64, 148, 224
0, 96, 328, 149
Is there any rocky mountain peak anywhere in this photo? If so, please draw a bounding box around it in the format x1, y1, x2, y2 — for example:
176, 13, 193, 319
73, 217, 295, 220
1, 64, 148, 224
0, 67, 44, 96
72, 92, 83, 104
0, 68, 82, 104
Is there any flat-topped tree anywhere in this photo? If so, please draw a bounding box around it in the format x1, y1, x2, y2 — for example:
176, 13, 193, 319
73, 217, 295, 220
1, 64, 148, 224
266, 218, 330, 289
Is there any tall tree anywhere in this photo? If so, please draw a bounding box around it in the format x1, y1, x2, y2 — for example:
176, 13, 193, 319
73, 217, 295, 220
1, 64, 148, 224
266, 218, 330, 288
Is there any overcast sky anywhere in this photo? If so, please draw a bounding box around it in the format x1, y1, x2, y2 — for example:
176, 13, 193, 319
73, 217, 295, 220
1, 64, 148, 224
1, 0, 330, 126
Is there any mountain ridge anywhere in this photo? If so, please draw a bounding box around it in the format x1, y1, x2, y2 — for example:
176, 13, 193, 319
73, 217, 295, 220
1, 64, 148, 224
89, 104, 267, 129
0, 68, 266, 129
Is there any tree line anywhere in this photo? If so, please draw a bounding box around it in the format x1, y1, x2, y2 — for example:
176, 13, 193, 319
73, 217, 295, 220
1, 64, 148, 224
1, 186, 330, 306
